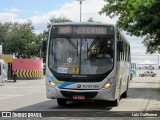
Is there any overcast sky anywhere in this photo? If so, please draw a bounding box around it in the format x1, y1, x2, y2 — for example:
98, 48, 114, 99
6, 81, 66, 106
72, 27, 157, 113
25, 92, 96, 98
0, 0, 147, 54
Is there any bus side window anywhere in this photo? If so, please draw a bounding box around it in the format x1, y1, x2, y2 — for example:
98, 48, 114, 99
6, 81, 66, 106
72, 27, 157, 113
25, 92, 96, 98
0, 64, 1, 75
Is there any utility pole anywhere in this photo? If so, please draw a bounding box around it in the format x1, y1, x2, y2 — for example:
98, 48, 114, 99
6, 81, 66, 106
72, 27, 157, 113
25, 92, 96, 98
77, 0, 85, 22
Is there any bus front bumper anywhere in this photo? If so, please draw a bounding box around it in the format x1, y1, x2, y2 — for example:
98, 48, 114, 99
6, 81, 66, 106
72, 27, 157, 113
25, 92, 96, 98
46, 85, 115, 101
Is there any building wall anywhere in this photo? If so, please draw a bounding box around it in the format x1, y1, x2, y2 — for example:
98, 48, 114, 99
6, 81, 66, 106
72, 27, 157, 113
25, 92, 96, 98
12, 59, 43, 79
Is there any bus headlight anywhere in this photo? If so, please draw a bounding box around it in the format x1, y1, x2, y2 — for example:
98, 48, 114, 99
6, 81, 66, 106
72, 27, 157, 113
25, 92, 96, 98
49, 81, 56, 87
103, 77, 114, 89
104, 83, 112, 89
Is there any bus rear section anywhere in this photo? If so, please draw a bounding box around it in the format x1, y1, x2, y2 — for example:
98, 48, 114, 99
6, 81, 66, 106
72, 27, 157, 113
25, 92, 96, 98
45, 23, 130, 106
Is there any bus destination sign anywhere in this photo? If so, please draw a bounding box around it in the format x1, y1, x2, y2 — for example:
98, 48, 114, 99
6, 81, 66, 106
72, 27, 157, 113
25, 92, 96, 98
75, 27, 107, 35
56, 26, 114, 35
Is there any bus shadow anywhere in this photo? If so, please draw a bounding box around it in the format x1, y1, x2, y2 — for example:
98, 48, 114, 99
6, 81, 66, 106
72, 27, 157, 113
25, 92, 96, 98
55, 100, 114, 110
14, 99, 114, 111
13, 99, 116, 117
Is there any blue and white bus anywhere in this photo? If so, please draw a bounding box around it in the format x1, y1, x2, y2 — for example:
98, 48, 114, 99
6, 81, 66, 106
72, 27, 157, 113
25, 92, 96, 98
45, 22, 131, 106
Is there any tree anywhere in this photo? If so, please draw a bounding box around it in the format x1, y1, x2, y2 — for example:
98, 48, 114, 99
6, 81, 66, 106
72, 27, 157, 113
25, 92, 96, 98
142, 35, 160, 53
37, 32, 48, 60
0, 22, 10, 45
99, 0, 160, 53
1, 21, 39, 58
87, 18, 94, 22
47, 17, 72, 29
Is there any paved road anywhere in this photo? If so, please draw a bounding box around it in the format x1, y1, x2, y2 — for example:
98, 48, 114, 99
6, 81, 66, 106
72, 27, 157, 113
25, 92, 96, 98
0, 76, 160, 118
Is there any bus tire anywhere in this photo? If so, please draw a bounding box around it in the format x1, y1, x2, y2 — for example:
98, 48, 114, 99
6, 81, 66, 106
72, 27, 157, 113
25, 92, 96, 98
113, 97, 120, 106
141, 74, 144, 77
122, 79, 129, 98
122, 91, 127, 98
152, 74, 155, 77
130, 74, 133, 80
57, 98, 67, 106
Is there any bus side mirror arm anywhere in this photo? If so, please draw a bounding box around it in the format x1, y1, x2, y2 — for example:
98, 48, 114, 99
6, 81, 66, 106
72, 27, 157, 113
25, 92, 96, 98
41, 41, 47, 52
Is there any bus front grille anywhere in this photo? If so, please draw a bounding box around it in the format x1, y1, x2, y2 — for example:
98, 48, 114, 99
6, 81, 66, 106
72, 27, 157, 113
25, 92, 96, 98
60, 91, 98, 99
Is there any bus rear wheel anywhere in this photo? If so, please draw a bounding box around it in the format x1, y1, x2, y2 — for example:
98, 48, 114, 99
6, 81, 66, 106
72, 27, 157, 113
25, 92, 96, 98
57, 98, 67, 106
122, 80, 129, 98
122, 90, 127, 98
112, 97, 120, 106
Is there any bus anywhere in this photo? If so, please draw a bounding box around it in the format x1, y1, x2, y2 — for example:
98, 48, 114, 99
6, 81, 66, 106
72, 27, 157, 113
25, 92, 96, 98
44, 22, 131, 106
0, 59, 8, 85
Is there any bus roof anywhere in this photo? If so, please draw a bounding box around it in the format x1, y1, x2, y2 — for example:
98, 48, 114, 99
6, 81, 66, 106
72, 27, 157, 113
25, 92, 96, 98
51, 22, 115, 27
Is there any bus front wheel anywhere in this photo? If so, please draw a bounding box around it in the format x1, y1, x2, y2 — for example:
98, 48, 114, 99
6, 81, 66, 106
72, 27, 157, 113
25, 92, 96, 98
57, 98, 67, 106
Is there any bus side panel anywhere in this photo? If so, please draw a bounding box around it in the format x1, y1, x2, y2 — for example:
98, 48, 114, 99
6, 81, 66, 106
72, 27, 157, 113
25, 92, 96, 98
115, 61, 121, 99
121, 61, 130, 95
115, 27, 131, 99
115, 61, 129, 99
0, 63, 2, 83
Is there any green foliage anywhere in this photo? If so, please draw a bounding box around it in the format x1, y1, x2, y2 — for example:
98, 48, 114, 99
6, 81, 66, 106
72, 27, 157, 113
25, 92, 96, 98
0, 18, 73, 59
0, 22, 10, 45
100, 0, 160, 53
0, 21, 40, 58
142, 35, 160, 53
47, 17, 72, 29
37, 32, 48, 61
87, 18, 94, 22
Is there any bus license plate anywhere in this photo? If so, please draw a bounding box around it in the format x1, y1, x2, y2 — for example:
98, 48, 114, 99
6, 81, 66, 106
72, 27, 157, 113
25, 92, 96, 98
73, 95, 85, 100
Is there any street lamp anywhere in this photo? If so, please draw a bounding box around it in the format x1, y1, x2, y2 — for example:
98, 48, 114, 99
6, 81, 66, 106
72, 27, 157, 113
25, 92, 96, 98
77, 0, 85, 22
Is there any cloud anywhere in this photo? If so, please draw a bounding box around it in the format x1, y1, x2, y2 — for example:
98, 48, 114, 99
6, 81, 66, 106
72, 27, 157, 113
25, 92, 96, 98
130, 41, 147, 53
0, 0, 147, 53
0, 8, 26, 23
131, 46, 146, 53
0, 0, 116, 33
6, 8, 21, 13
123, 31, 147, 53
30, 0, 118, 35
0, 12, 17, 22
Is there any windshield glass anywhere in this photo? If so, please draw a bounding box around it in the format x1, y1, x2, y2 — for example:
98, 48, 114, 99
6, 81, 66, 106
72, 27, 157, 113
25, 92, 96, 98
49, 37, 114, 75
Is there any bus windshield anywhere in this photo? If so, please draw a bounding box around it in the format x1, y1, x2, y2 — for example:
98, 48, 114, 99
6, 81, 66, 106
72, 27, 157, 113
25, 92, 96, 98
49, 37, 114, 75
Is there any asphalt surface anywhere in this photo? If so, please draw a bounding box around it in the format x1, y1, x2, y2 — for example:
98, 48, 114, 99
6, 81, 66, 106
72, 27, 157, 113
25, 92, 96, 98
0, 76, 160, 119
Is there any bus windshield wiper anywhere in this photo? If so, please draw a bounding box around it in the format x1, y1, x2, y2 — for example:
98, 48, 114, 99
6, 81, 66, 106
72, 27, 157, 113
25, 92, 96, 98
67, 38, 77, 49
88, 39, 98, 51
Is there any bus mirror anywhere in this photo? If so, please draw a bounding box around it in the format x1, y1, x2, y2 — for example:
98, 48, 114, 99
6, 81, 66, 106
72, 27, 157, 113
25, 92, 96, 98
41, 41, 47, 52
118, 41, 123, 52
